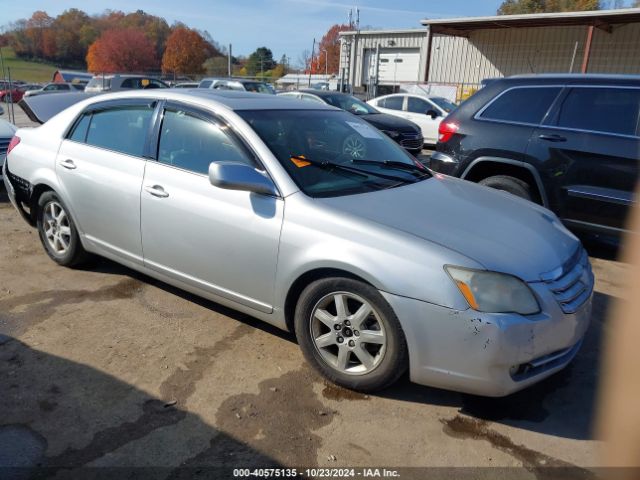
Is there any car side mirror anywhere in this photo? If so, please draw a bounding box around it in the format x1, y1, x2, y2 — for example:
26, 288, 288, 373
209, 161, 278, 196
426, 109, 439, 119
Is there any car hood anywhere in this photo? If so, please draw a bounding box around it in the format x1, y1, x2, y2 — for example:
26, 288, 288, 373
360, 113, 421, 134
0, 118, 17, 138
316, 175, 579, 282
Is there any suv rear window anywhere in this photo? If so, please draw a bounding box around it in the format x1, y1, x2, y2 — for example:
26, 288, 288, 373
479, 87, 561, 125
556, 87, 640, 137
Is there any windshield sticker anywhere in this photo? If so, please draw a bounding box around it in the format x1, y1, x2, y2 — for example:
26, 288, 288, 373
290, 155, 311, 168
346, 121, 383, 139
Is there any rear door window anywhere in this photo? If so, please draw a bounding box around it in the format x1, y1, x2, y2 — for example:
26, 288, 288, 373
407, 97, 430, 114
555, 87, 640, 137
85, 105, 154, 157
381, 96, 403, 111
479, 87, 561, 125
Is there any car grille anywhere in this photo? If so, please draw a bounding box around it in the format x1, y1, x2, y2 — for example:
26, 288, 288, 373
399, 133, 423, 150
0, 137, 10, 156
544, 248, 593, 314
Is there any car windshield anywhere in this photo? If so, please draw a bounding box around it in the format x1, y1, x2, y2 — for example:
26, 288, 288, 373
320, 94, 379, 115
239, 109, 430, 198
242, 82, 273, 94
430, 97, 458, 113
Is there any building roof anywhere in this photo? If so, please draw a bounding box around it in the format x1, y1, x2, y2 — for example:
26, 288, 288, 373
339, 28, 428, 37
421, 8, 640, 35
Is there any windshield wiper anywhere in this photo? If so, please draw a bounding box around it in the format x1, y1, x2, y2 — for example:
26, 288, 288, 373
290, 156, 415, 183
351, 159, 431, 177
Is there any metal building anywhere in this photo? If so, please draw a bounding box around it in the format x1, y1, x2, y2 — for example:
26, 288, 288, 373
338, 28, 428, 92
339, 8, 640, 99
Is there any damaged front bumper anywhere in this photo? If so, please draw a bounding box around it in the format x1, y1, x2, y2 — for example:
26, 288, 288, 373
382, 282, 592, 397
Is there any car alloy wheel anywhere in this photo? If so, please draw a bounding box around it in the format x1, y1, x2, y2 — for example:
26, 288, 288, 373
309, 291, 387, 375
42, 200, 72, 256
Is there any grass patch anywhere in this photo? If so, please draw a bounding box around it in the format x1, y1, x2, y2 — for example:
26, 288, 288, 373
0, 47, 58, 83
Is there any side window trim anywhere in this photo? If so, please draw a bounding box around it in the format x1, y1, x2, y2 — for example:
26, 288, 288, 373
474, 84, 564, 127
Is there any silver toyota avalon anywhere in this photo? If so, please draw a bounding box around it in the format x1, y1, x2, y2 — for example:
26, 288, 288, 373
3, 90, 593, 396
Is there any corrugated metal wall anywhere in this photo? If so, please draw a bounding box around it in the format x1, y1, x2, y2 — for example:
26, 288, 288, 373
428, 22, 640, 84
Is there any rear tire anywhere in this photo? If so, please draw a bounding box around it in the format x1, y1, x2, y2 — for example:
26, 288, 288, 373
36, 191, 90, 267
295, 277, 408, 392
479, 175, 532, 201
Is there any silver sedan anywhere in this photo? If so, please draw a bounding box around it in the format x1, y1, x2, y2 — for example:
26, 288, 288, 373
3, 90, 593, 396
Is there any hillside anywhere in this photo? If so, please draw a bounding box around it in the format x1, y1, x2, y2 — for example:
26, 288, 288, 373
0, 47, 57, 83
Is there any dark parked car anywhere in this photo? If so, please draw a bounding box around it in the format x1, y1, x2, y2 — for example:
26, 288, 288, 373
431, 74, 639, 237
278, 90, 424, 155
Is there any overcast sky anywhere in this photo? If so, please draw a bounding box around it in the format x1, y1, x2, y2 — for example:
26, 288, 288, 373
2, 0, 505, 63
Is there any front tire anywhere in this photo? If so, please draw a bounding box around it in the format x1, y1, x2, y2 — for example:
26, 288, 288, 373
295, 277, 408, 392
36, 191, 89, 267
478, 175, 532, 201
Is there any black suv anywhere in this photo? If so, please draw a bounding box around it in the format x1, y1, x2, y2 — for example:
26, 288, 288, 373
431, 74, 639, 237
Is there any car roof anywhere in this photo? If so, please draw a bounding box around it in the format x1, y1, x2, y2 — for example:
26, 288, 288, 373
295, 89, 349, 98
501, 73, 640, 85
87, 89, 339, 111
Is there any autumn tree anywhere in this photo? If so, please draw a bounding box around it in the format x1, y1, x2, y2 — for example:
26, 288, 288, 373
53, 8, 91, 64
25, 11, 53, 58
498, 0, 601, 14
86, 28, 158, 73
311, 24, 350, 75
162, 27, 209, 75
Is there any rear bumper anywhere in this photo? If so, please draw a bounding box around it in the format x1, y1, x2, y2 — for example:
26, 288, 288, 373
429, 151, 461, 175
382, 286, 592, 397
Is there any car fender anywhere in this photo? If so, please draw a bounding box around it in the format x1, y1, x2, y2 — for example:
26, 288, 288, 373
461, 156, 549, 207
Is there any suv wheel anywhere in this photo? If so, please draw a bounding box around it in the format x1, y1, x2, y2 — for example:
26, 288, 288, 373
479, 175, 532, 201
295, 277, 408, 392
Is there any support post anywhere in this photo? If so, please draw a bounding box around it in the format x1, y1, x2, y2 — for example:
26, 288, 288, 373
424, 27, 433, 82
581, 25, 594, 74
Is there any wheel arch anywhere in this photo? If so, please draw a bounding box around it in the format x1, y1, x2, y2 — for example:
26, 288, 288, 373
461, 157, 548, 207
284, 267, 376, 335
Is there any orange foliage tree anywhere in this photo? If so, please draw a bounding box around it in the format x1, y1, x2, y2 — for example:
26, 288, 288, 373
86, 28, 158, 73
311, 24, 351, 74
161, 27, 209, 75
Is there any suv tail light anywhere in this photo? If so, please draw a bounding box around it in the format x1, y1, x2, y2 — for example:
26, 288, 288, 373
7, 135, 20, 155
438, 121, 459, 143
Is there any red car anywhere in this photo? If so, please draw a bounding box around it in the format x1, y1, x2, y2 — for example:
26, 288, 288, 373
0, 84, 41, 103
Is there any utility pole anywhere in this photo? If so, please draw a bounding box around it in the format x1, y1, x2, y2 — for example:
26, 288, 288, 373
323, 49, 328, 76
228, 43, 232, 77
308, 38, 316, 87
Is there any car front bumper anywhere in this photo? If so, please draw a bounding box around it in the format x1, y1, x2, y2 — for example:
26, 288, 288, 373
382, 282, 592, 397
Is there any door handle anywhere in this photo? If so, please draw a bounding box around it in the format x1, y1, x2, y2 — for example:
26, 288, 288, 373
538, 134, 566, 142
59, 159, 77, 169
144, 185, 169, 198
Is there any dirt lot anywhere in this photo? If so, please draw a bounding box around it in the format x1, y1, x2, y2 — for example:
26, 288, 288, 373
0, 111, 629, 479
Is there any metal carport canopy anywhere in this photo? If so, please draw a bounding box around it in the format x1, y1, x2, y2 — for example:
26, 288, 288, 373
421, 8, 640, 35
420, 8, 640, 80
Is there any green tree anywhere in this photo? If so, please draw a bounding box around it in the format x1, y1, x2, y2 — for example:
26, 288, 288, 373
498, 0, 601, 14
246, 47, 275, 76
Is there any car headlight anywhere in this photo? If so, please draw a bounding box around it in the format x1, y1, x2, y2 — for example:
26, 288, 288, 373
445, 266, 540, 315
381, 130, 401, 139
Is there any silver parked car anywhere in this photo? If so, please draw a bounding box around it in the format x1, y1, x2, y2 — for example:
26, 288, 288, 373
84, 75, 169, 93
4, 90, 593, 395
23, 82, 85, 98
